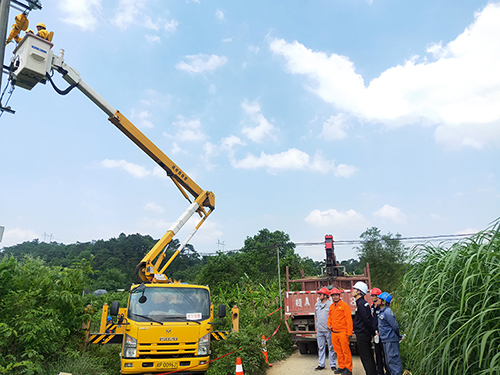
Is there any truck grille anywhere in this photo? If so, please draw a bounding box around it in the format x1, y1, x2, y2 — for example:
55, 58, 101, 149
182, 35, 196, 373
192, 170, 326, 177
138, 342, 198, 359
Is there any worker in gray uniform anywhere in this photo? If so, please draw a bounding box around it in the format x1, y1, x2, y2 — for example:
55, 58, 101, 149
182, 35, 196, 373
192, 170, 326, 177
315, 287, 337, 371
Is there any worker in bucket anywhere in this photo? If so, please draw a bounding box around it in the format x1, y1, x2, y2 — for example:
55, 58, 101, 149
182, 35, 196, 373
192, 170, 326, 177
327, 288, 352, 375
377, 292, 403, 375
353, 281, 377, 375
370, 288, 388, 375
36, 23, 49, 40
314, 287, 337, 371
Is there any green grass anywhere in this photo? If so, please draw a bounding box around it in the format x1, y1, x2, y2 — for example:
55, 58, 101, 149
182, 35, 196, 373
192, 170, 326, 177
397, 219, 500, 375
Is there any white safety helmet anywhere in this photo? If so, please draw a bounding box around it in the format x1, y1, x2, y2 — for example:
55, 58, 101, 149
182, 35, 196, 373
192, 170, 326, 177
353, 281, 368, 295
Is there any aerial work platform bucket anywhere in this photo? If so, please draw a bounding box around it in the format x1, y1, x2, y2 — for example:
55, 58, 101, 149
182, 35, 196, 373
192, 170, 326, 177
10, 33, 53, 90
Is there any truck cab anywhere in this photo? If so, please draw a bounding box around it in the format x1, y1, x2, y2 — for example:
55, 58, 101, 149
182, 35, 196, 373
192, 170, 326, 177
113, 283, 225, 374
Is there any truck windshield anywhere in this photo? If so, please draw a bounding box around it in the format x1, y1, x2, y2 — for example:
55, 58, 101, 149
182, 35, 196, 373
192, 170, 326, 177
128, 287, 210, 323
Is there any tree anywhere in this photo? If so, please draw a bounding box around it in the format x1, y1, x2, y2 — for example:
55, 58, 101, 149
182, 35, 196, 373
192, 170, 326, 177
238, 228, 299, 283
355, 227, 407, 292
339, 258, 363, 274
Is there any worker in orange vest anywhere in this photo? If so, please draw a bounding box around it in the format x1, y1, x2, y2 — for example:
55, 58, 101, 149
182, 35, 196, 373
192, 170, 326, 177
327, 288, 353, 375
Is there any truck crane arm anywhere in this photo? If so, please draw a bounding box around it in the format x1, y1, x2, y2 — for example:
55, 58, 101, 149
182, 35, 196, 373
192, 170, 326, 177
9, 37, 214, 283
50, 51, 215, 283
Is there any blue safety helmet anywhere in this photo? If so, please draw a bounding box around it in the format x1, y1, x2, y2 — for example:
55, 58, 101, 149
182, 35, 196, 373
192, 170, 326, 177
379, 292, 393, 305
107, 316, 112, 322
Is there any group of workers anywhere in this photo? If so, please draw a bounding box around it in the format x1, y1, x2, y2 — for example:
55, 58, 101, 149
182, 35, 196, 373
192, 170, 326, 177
5, 12, 52, 45
314, 282, 403, 375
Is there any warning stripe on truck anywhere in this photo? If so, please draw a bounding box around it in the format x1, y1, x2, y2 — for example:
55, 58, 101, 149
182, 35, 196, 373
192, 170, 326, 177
88, 333, 123, 344
211, 331, 230, 340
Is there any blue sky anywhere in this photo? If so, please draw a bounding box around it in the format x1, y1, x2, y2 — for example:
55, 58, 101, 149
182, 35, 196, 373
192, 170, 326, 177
1, 0, 499, 262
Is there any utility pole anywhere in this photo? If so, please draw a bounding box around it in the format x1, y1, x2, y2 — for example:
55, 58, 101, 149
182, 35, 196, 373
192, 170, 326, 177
217, 239, 225, 252
0, 0, 11, 98
0, 0, 42, 113
276, 245, 282, 316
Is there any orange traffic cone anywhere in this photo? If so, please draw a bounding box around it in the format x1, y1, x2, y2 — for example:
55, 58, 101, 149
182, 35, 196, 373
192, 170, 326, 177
261, 335, 273, 367
235, 357, 244, 375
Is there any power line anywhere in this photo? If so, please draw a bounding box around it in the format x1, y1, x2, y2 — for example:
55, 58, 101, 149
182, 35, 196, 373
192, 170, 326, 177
198, 232, 477, 256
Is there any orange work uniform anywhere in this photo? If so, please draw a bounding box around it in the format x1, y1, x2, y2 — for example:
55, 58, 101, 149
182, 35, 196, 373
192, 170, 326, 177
327, 299, 353, 371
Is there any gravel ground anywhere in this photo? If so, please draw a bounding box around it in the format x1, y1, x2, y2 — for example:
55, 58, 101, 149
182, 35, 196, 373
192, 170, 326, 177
265, 349, 364, 375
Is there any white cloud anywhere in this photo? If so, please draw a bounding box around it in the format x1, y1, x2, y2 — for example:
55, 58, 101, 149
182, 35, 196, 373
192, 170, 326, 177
57, 0, 101, 31
223, 37, 233, 42
139, 89, 172, 108
171, 142, 187, 155
170, 116, 206, 141
176, 54, 228, 74
111, 0, 165, 31
111, 0, 147, 30
1, 227, 38, 247
430, 213, 441, 220
320, 114, 349, 140
145, 35, 161, 43
101, 159, 158, 178
144, 202, 165, 214
202, 135, 246, 170
248, 45, 260, 54
215, 9, 224, 20
209, 84, 217, 95
373, 204, 407, 223
130, 109, 154, 128
309, 152, 358, 177
231, 148, 357, 176
241, 100, 278, 143
165, 19, 179, 32
305, 209, 366, 227
269, 3, 500, 149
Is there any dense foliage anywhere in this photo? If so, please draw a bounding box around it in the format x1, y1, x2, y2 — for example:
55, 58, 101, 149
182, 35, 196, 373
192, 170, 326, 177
3, 234, 204, 291
356, 227, 408, 292
196, 229, 317, 291
397, 221, 500, 375
0, 228, 318, 374
0, 255, 94, 374
208, 279, 292, 375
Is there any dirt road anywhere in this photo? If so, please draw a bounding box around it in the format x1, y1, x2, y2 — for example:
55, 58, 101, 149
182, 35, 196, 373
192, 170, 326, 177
266, 350, 364, 375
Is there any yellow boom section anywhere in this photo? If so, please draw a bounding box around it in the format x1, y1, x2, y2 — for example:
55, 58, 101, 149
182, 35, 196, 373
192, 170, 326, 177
108, 111, 215, 283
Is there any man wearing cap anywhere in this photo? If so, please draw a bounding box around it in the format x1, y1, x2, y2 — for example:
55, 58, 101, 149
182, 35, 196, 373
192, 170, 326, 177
353, 281, 376, 375
315, 287, 337, 371
370, 288, 387, 375
378, 292, 403, 375
327, 288, 353, 375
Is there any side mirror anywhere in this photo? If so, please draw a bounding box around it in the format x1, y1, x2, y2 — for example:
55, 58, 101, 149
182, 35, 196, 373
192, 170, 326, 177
218, 304, 226, 318
110, 301, 120, 316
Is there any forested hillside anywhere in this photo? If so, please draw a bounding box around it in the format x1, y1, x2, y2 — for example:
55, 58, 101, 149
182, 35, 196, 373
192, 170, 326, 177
2, 233, 205, 291
1, 229, 320, 294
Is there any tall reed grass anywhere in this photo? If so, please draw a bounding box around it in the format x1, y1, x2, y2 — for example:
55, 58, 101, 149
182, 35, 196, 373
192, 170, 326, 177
398, 220, 500, 375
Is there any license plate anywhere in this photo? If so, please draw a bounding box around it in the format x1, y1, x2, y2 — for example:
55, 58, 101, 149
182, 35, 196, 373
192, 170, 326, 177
156, 361, 178, 370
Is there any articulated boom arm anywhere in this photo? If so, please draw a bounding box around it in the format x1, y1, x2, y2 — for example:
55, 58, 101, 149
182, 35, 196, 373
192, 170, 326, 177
50, 50, 214, 283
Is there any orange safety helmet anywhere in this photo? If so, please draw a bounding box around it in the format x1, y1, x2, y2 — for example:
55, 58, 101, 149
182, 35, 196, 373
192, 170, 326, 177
370, 287, 382, 296
330, 287, 342, 295
318, 287, 330, 295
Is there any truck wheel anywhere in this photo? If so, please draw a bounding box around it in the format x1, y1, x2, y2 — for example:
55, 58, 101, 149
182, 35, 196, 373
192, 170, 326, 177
298, 342, 308, 354
308, 342, 318, 354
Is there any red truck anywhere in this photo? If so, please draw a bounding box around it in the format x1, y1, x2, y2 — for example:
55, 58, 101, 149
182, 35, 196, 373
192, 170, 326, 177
284, 235, 371, 354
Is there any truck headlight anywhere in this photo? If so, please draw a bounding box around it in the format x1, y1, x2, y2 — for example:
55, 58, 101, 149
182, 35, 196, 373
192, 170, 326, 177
197, 333, 210, 356
123, 333, 137, 358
